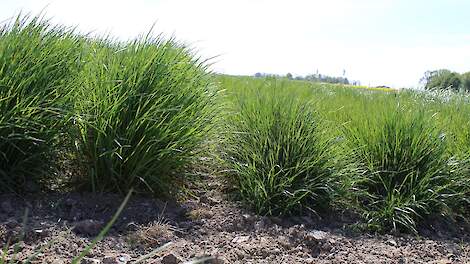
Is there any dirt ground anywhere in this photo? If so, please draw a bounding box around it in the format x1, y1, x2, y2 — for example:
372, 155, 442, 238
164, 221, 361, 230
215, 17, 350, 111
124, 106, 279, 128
1, 171, 469, 264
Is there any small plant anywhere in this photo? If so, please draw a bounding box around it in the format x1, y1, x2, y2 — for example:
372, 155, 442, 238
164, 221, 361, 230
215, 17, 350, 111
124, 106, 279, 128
0, 14, 81, 193
222, 79, 335, 215
344, 104, 466, 233
71, 35, 217, 194
128, 220, 178, 249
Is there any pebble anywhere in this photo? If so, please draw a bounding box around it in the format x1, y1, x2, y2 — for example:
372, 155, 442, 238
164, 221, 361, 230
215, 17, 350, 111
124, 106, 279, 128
254, 220, 266, 231
199, 195, 219, 206
206, 257, 225, 264
386, 239, 398, 247
309, 230, 328, 240
232, 235, 250, 243
81, 257, 101, 264
161, 254, 181, 264
102, 254, 131, 264
73, 220, 104, 236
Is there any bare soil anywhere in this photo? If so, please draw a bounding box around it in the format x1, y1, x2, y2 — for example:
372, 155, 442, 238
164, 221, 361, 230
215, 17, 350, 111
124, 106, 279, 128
1, 172, 469, 263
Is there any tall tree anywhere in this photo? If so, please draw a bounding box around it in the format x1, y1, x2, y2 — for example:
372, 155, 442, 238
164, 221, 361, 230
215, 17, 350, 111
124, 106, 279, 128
422, 69, 461, 91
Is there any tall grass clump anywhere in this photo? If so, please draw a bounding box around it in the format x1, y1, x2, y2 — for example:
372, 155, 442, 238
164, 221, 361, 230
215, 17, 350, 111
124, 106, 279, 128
72, 35, 217, 194
0, 15, 81, 193
344, 104, 466, 233
222, 79, 335, 215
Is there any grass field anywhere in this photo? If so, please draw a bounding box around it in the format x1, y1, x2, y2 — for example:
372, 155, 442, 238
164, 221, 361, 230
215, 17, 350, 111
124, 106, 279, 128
218, 75, 470, 232
0, 15, 469, 239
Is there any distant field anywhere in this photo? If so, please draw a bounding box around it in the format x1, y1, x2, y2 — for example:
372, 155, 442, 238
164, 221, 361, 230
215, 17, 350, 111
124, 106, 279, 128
221, 75, 398, 92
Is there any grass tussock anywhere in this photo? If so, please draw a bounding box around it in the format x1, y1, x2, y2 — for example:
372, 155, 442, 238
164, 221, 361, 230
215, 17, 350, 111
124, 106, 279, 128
222, 79, 336, 215
128, 220, 177, 248
71, 36, 218, 194
0, 15, 81, 193
344, 104, 467, 233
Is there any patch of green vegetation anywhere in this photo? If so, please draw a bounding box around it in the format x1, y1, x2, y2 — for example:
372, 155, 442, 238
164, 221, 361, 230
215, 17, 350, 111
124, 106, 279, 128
70, 36, 218, 194
0, 15, 81, 193
221, 78, 336, 215
344, 104, 466, 233
218, 75, 469, 232
0, 13, 468, 235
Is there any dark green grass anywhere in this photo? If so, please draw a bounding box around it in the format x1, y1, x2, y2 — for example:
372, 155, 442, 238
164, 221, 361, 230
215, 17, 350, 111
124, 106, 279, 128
71, 35, 218, 194
0, 14, 81, 193
219, 76, 469, 232
222, 78, 336, 215
343, 102, 467, 233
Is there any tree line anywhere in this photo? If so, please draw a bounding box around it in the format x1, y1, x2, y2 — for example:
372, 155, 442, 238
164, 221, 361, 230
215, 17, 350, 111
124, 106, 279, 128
254, 72, 361, 86
422, 69, 470, 91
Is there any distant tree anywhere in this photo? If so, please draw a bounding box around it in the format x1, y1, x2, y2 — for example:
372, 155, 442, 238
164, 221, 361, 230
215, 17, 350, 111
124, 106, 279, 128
461, 72, 470, 92
286, 73, 293, 80
422, 69, 461, 91
254, 72, 262, 78
301, 72, 352, 85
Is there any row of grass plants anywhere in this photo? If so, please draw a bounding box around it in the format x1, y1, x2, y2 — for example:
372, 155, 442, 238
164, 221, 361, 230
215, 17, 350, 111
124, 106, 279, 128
0, 15, 468, 234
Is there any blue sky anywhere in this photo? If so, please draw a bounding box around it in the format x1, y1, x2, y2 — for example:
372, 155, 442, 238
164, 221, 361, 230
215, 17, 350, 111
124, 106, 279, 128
2, 0, 470, 88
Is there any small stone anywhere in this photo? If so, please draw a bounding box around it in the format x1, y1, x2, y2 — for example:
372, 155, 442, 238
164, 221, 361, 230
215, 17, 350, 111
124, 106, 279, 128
305, 258, 315, 264
431, 259, 451, 264
206, 257, 224, 264
235, 249, 245, 260
102, 254, 131, 264
242, 214, 257, 226
73, 220, 104, 236
278, 235, 291, 249
321, 241, 333, 252
117, 255, 131, 263
254, 220, 265, 231
32, 228, 49, 239
199, 195, 219, 206
231, 235, 250, 243
81, 257, 101, 264
386, 239, 397, 247
309, 230, 328, 240
161, 254, 181, 264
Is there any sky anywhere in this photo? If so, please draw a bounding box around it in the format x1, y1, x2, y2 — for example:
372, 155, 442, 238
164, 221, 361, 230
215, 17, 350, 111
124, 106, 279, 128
1, 0, 470, 88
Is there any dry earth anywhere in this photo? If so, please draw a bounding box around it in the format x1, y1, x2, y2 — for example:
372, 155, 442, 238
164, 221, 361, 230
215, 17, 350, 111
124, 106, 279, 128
1, 172, 469, 264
